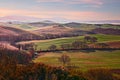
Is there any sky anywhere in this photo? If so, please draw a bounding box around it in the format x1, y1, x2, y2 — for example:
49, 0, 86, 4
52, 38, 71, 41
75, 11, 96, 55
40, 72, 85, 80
0, 0, 120, 22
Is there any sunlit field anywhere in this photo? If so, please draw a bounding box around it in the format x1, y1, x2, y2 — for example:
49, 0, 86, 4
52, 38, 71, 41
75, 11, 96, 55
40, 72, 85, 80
33, 34, 120, 50
34, 50, 120, 70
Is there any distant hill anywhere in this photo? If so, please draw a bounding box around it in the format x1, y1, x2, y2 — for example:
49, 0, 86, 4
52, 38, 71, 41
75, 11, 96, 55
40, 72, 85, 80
0, 24, 91, 43
63, 22, 97, 31
87, 20, 120, 24
29, 21, 58, 27
63, 22, 82, 27
92, 28, 120, 35
33, 25, 73, 35
33, 24, 90, 37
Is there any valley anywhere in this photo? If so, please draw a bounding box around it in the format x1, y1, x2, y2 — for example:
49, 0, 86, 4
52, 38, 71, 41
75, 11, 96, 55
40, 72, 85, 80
0, 0, 120, 79
0, 21, 120, 80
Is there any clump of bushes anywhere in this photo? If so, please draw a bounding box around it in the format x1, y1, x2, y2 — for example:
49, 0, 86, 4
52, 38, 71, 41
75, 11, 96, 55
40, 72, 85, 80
84, 69, 115, 80
0, 49, 119, 80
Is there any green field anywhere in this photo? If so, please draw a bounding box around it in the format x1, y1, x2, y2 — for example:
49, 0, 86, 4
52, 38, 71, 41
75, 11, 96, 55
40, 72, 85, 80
33, 50, 120, 70
12, 24, 39, 31
34, 34, 120, 50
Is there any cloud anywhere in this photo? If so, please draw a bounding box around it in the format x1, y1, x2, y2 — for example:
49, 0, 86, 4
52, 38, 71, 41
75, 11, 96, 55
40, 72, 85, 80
36, 0, 103, 6
80, 0, 103, 5
36, 0, 63, 2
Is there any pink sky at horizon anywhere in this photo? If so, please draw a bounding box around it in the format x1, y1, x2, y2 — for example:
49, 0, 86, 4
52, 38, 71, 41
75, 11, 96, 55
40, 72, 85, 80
0, 0, 120, 22
0, 8, 119, 21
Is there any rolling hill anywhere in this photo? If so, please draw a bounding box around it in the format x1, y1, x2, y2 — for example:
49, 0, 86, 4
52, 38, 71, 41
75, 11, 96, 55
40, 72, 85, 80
0, 25, 42, 42
33, 25, 73, 35
29, 21, 58, 27
92, 28, 120, 35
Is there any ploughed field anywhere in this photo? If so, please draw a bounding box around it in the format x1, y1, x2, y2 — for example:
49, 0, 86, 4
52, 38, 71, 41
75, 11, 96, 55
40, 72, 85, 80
33, 50, 120, 70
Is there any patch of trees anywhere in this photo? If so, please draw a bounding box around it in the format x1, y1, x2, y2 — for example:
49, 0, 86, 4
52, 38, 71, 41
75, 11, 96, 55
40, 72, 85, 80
47, 41, 88, 51
0, 49, 119, 80
0, 33, 43, 43
0, 31, 91, 44
0, 49, 32, 64
41, 32, 87, 40
84, 36, 98, 43
96, 43, 109, 48
84, 69, 117, 80
0, 47, 119, 80
92, 28, 120, 35
0, 49, 86, 80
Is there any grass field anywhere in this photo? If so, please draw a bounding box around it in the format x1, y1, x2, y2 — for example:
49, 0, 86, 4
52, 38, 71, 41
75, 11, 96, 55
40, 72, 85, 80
34, 34, 120, 50
33, 50, 120, 70
12, 24, 39, 31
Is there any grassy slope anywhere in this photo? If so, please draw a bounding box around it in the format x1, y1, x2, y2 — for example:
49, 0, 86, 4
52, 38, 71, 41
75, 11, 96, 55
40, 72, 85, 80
12, 24, 39, 31
33, 50, 120, 70
72, 24, 96, 31
34, 34, 120, 50
70, 24, 120, 30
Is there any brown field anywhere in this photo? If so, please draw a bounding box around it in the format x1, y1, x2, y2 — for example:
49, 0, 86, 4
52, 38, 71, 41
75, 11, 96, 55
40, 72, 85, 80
107, 41, 120, 48
33, 25, 74, 35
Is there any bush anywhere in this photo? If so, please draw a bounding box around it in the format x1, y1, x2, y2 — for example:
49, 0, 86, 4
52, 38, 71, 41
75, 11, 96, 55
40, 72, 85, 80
84, 69, 114, 80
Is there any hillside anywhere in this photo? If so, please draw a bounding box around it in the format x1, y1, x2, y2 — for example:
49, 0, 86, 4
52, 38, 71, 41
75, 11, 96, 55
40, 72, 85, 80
0, 26, 41, 42
34, 50, 120, 70
17, 34, 120, 50
0, 42, 18, 50
29, 21, 58, 27
64, 22, 120, 31
33, 25, 73, 34
92, 28, 120, 35
63, 22, 98, 31
33, 24, 90, 36
0, 26, 18, 36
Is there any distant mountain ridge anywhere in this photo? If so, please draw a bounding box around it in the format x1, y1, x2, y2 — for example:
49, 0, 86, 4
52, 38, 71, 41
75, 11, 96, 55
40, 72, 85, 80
29, 20, 58, 27
0, 15, 42, 22
0, 15, 120, 25
86, 20, 120, 24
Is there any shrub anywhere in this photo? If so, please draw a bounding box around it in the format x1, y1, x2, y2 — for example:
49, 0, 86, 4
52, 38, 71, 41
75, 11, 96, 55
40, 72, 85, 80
84, 69, 114, 80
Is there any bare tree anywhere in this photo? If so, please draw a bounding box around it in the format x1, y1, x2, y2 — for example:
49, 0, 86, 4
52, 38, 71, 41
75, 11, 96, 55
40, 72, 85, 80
58, 54, 71, 66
